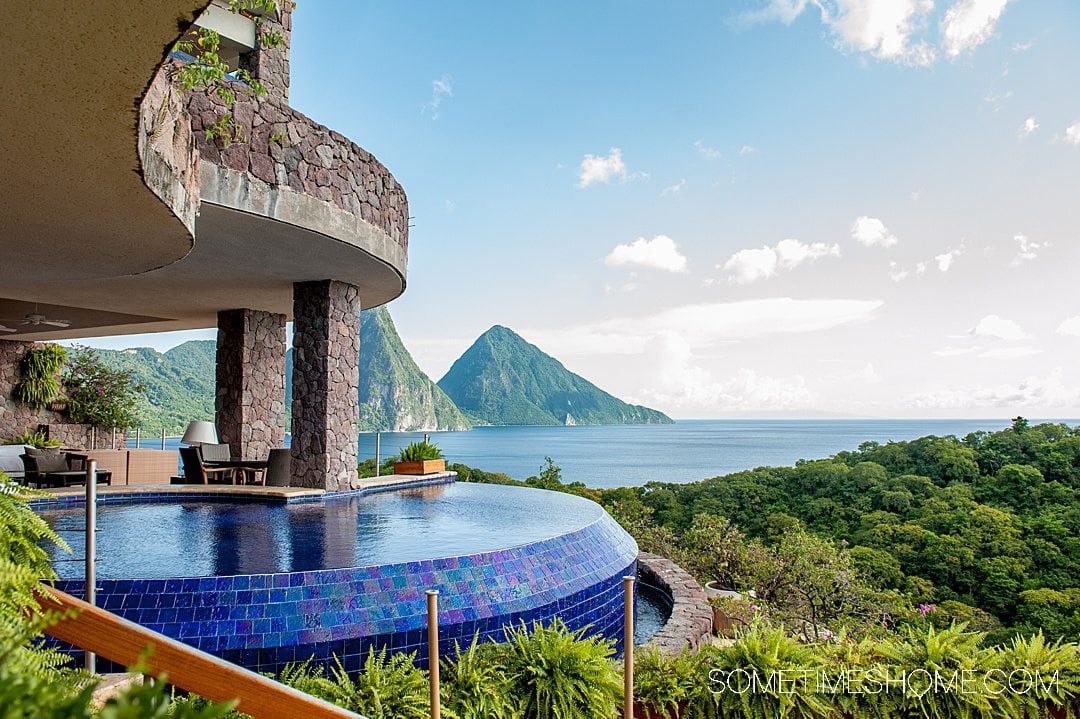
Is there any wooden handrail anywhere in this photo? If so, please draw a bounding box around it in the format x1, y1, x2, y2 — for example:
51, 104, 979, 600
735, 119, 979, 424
38, 585, 359, 719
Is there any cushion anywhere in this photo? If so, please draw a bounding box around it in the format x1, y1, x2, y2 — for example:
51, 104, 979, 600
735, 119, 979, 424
199, 443, 231, 462
26, 446, 68, 473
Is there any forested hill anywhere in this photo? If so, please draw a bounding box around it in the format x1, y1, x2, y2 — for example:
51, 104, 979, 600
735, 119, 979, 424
437, 325, 673, 426
284, 307, 470, 432
93, 308, 469, 434
606, 418, 1080, 640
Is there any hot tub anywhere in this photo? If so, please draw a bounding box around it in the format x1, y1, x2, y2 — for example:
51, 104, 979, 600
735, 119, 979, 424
36, 481, 638, 673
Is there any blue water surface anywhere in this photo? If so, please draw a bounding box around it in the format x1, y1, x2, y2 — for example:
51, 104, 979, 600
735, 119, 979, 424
133, 419, 1076, 489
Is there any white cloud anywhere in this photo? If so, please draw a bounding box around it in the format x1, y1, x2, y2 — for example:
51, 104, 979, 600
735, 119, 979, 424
934, 245, 964, 272
739, 145, 757, 155
578, 148, 646, 188
888, 263, 909, 282
721, 239, 841, 284
941, 0, 1010, 58
660, 179, 687, 196
1018, 116, 1039, 138
829, 0, 936, 65
901, 368, 1078, 409
421, 74, 454, 119
694, 140, 721, 159
524, 297, 884, 358
933, 346, 981, 357
971, 314, 1030, 341
753, 0, 1012, 65
1056, 317, 1080, 337
631, 333, 814, 411
604, 235, 688, 273
851, 216, 899, 247
1012, 233, 1050, 265
979, 346, 1042, 359
1065, 122, 1080, 146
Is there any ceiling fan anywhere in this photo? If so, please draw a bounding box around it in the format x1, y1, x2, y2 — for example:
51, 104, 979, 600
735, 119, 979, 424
0, 304, 71, 332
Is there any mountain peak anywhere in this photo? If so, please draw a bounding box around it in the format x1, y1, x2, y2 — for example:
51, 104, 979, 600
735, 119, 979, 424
438, 326, 672, 427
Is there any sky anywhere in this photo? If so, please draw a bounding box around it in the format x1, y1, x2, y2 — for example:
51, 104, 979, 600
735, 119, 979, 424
80, 0, 1080, 419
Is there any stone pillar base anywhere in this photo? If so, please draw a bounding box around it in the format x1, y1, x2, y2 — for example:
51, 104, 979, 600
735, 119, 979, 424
215, 309, 286, 460
290, 281, 360, 490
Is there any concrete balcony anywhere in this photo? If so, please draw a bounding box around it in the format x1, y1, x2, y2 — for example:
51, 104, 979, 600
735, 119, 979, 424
0, 1, 408, 341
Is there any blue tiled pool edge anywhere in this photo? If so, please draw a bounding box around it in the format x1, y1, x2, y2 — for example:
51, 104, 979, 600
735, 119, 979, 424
41, 481, 638, 673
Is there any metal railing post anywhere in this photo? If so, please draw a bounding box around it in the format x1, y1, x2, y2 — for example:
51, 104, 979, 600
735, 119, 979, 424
90, 426, 96, 450
623, 575, 635, 719
135, 427, 141, 449
85, 460, 98, 674
111, 427, 117, 449
427, 590, 440, 719
161, 427, 166, 450
375, 432, 381, 477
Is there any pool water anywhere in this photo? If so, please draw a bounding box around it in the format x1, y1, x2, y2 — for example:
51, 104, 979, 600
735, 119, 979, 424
634, 581, 673, 645
43, 483, 604, 579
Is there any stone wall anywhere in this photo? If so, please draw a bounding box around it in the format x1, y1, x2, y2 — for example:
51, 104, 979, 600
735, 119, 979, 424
215, 309, 286, 461
239, 2, 291, 101
0, 340, 127, 449
290, 281, 361, 491
638, 551, 714, 655
185, 89, 409, 254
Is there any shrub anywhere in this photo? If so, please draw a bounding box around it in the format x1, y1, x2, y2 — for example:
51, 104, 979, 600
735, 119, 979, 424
15, 344, 66, 409
3, 428, 62, 449
498, 619, 622, 719
397, 440, 444, 462
62, 345, 145, 428
634, 646, 716, 719
441, 635, 520, 719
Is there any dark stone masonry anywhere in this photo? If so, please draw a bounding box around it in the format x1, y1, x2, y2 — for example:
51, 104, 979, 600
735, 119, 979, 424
638, 552, 714, 655
184, 4, 408, 256
0, 340, 127, 449
290, 281, 361, 491
215, 309, 287, 461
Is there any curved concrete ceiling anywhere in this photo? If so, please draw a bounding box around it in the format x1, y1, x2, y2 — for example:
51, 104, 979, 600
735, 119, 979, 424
0, 2, 205, 281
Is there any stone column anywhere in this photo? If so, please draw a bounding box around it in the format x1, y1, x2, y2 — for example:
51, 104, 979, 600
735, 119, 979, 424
239, 2, 291, 101
0, 339, 35, 439
215, 309, 287, 460
290, 281, 360, 491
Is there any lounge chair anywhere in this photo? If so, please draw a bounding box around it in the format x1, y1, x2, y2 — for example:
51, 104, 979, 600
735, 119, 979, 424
179, 446, 235, 485
263, 448, 290, 487
20, 448, 112, 488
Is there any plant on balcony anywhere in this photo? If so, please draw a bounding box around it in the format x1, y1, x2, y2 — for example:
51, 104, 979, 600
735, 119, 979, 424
3, 428, 61, 449
15, 344, 66, 410
61, 346, 146, 429
393, 440, 446, 475
172, 0, 290, 147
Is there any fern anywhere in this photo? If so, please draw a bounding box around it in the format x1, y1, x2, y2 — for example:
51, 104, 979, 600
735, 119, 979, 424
499, 619, 621, 719
441, 634, 520, 719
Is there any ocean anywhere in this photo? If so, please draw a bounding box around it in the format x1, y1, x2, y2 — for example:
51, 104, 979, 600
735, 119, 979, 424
138, 418, 1073, 488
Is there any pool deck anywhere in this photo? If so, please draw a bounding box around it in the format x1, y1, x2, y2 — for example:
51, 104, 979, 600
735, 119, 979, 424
36, 472, 457, 501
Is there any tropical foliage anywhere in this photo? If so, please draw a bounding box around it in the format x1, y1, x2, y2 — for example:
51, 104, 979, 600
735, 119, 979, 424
397, 440, 444, 462
15, 344, 67, 409
62, 346, 146, 429
0, 473, 235, 717
3, 428, 62, 448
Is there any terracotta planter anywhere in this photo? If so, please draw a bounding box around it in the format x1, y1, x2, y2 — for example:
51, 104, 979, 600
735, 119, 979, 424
393, 459, 446, 475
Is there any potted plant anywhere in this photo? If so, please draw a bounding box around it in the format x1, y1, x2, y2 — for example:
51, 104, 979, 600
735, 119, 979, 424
392, 439, 446, 475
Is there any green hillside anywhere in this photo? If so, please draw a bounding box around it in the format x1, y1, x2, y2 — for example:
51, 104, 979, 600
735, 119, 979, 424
437, 325, 673, 426
284, 307, 470, 431
89, 306, 468, 435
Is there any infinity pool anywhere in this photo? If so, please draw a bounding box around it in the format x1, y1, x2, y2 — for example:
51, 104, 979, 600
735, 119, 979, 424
37, 481, 641, 672
43, 483, 605, 579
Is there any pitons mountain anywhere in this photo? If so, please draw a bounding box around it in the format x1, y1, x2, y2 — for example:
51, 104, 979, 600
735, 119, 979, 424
284, 306, 469, 432
437, 325, 672, 426
92, 307, 468, 434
